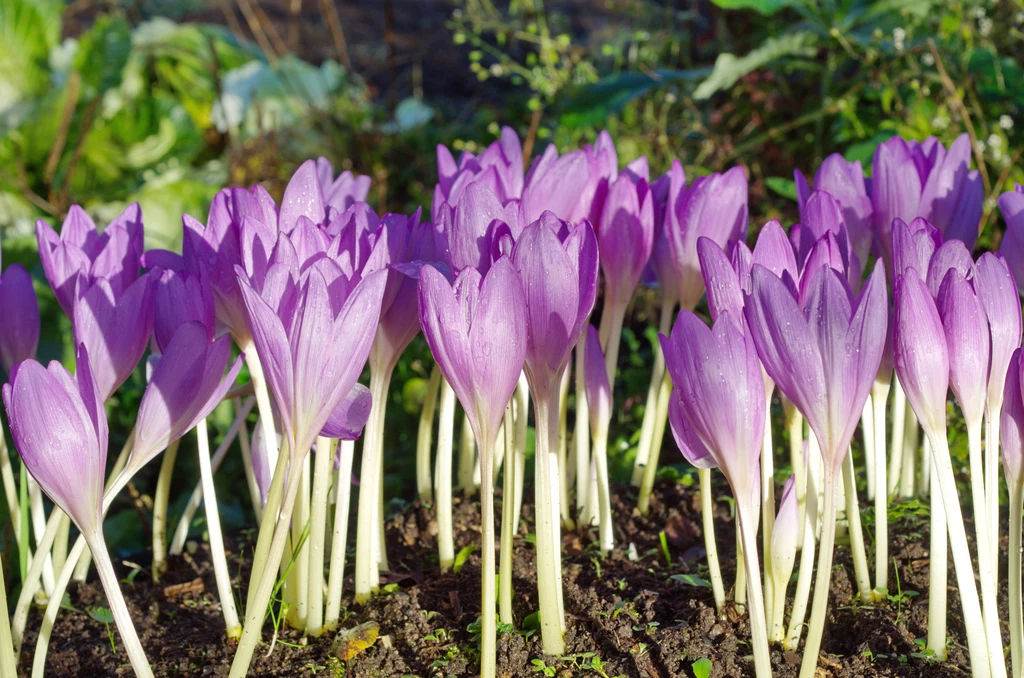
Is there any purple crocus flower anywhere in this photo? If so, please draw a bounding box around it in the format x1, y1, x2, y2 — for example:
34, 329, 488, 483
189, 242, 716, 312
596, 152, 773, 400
1003, 349, 1024, 488
440, 183, 524, 275
129, 322, 244, 472
790, 191, 861, 287
659, 161, 749, 311
583, 324, 610, 429
237, 257, 386, 457
872, 134, 983, 267
37, 204, 144, 318
522, 144, 592, 223
891, 216, 944, 282
936, 268, 990, 427
974, 252, 1023, 415
150, 268, 215, 355
72, 274, 156, 401
434, 127, 523, 220
3, 344, 106, 534
795, 154, 873, 264
0, 247, 40, 375
511, 214, 599, 402
998, 185, 1024, 290
744, 262, 887, 470
893, 268, 949, 434
315, 157, 371, 214
594, 166, 654, 311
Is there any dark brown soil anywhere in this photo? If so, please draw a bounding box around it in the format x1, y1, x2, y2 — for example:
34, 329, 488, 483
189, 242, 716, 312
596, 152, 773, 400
22, 481, 989, 677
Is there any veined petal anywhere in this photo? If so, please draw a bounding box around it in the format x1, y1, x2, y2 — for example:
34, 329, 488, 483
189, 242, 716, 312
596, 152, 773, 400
937, 268, 989, 426
1001, 349, 1024, 485
238, 274, 295, 433
893, 269, 949, 435
0, 264, 40, 374
320, 383, 373, 440
279, 160, 327, 232
974, 252, 1023, 410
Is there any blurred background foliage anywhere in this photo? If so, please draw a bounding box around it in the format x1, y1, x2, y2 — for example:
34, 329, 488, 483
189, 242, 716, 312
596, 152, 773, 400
0, 0, 1021, 554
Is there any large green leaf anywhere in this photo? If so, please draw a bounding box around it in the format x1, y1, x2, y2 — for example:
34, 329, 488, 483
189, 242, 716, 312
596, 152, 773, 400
693, 32, 818, 100
74, 16, 132, 96
710, 0, 798, 15
0, 0, 62, 117
560, 69, 709, 127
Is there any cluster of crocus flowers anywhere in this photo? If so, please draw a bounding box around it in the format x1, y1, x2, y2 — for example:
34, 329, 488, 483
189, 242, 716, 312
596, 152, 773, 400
2, 125, 1022, 678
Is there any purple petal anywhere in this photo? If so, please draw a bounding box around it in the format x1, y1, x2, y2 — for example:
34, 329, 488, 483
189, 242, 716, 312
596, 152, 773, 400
0, 264, 40, 374
893, 269, 949, 434
937, 269, 989, 425
1000, 348, 1024, 485
279, 160, 327, 232
974, 252, 1023, 410
583, 324, 610, 427
320, 383, 373, 440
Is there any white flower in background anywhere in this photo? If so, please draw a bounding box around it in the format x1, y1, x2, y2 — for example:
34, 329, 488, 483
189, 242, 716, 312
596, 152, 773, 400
932, 115, 950, 130
979, 17, 993, 37
1001, 115, 1014, 130
893, 27, 906, 51
988, 134, 1003, 149
921, 52, 935, 67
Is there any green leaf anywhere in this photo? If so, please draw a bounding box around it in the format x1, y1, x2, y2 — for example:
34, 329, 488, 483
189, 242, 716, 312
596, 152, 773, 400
710, 0, 796, 15
74, 15, 132, 96
453, 545, 477, 574
670, 573, 713, 588
843, 131, 897, 165
693, 33, 818, 100
0, 0, 62, 116
87, 606, 115, 624
692, 657, 713, 678
765, 177, 798, 201
560, 69, 709, 127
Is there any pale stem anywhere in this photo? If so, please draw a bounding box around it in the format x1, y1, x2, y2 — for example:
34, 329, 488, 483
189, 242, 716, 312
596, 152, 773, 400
32, 537, 86, 678
699, 467, 726, 611
735, 527, 746, 610
591, 420, 613, 554
0, 551, 17, 678
926, 430, 995, 678
458, 410, 476, 494
512, 375, 529, 533
920, 434, 931, 495
235, 397, 263, 523
169, 397, 256, 556
0, 432, 24, 550
807, 436, 823, 539
631, 301, 674, 486
416, 365, 442, 502
899, 405, 918, 499
499, 400, 516, 625
306, 435, 335, 637
533, 395, 565, 654
376, 448, 389, 576
431, 379, 457, 574
287, 455, 311, 629
798, 468, 838, 678
784, 462, 819, 651
760, 397, 776, 624
737, 508, 773, 678
197, 417, 242, 638
245, 435, 289, 614
841, 449, 872, 602
637, 373, 672, 516
27, 476, 55, 595
927, 439, 948, 658
325, 440, 355, 631
862, 397, 876, 501
970, 419, 1005, 672
872, 381, 890, 596
354, 366, 391, 600
888, 378, 907, 497
52, 511, 70, 582
573, 336, 591, 516
986, 404, 1002, 594
550, 448, 566, 629
479, 439, 497, 678
152, 438, 181, 582
75, 428, 135, 583
229, 460, 306, 678
784, 401, 806, 547
557, 368, 573, 529
12, 508, 62, 651
1009, 479, 1024, 678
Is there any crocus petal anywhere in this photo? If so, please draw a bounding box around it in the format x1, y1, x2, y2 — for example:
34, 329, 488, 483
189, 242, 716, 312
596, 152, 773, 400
752, 220, 798, 287
238, 272, 296, 432
583, 324, 611, 428
320, 384, 373, 440
998, 188, 1024, 290
926, 240, 973, 299
974, 252, 1023, 410
446, 182, 506, 274
279, 160, 327, 232
937, 269, 989, 426
666, 391, 717, 470
0, 264, 40, 374
697, 236, 744, 322
872, 138, 923, 270
770, 475, 799, 581
893, 269, 950, 435
1001, 349, 1024, 485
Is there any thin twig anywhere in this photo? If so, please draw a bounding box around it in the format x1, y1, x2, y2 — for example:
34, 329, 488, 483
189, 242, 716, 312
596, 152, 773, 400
927, 38, 991, 194
288, 0, 302, 52
56, 96, 101, 214
219, 0, 247, 46
981, 147, 1024, 241
319, 0, 352, 70
522, 108, 543, 167
235, 0, 279, 64
253, 2, 289, 59
6, 162, 56, 216
44, 72, 81, 185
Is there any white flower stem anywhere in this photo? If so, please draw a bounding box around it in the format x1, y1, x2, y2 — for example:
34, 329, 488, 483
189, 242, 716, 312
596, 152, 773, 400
287, 455, 311, 629
784, 462, 818, 651
499, 399, 516, 625
512, 375, 529, 536
196, 417, 242, 639
354, 366, 391, 600
798, 469, 838, 678
32, 536, 86, 678
432, 379, 457, 574
75, 428, 135, 583
638, 373, 672, 516
417, 365, 441, 502
1009, 479, 1024, 678
925, 431, 994, 678
557, 369, 573, 529
0, 432, 24, 547
862, 398, 875, 501
986, 404, 1002, 593
899, 406, 918, 499
592, 419, 613, 554
0, 551, 16, 677
51, 511, 70, 583
631, 301, 675, 486
533, 394, 565, 654
169, 397, 256, 556
235, 397, 262, 523
842, 450, 872, 602
784, 401, 806, 547
970, 420, 1007, 674
229, 460, 306, 678
872, 381, 890, 596
479, 439, 498, 678
151, 438, 181, 581
306, 435, 335, 637
245, 435, 288, 615
760, 399, 776, 623
927, 438, 948, 658
458, 410, 476, 494
888, 378, 907, 497
737, 507, 773, 678
573, 336, 591, 517
699, 467, 726, 611
325, 440, 355, 631
735, 527, 746, 611
27, 477, 55, 595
